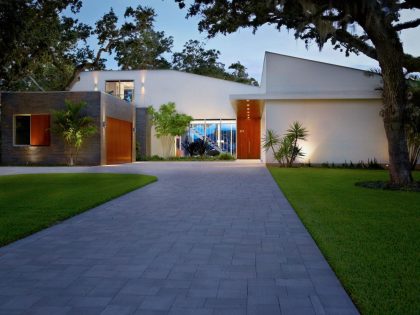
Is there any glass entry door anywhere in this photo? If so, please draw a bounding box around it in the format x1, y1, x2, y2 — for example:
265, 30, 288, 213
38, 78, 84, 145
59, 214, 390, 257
188, 119, 236, 155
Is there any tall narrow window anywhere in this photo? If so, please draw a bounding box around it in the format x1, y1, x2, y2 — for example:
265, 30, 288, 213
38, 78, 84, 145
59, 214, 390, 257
105, 80, 134, 102
14, 114, 51, 146
15, 115, 30, 145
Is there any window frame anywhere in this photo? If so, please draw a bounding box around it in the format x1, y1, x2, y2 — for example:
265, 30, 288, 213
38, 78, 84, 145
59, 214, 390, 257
105, 80, 135, 103
13, 114, 31, 147
13, 114, 51, 147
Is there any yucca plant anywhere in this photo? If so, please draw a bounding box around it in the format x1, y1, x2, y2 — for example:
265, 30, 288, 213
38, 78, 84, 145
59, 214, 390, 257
262, 129, 281, 162
262, 122, 309, 167
285, 121, 309, 167
53, 100, 97, 166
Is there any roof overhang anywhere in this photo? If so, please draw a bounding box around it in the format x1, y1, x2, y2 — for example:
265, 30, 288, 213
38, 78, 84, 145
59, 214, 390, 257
230, 90, 381, 102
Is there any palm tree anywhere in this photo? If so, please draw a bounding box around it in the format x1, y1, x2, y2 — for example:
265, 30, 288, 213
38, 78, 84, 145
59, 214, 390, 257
53, 100, 97, 166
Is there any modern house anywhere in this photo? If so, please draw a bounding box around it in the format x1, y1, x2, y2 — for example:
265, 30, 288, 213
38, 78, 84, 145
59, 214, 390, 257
1, 52, 389, 165
72, 51, 387, 164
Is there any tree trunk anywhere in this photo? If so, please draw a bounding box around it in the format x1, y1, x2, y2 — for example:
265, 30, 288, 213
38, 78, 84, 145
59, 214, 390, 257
161, 135, 175, 158
380, 64, 413, 184
374, 43, 412, 185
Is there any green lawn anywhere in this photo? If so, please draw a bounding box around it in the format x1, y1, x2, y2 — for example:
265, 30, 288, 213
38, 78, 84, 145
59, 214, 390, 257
269, 168, 420, 315
0, 173, 156, 246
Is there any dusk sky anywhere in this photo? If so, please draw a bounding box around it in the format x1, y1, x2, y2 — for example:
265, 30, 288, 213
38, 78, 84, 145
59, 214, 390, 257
75, 0, 419, 82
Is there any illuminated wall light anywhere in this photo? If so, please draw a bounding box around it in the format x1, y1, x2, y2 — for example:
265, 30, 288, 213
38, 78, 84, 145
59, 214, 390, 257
300, 142, 317, 163
141, 82, 145, 95
93, 76, 99, 91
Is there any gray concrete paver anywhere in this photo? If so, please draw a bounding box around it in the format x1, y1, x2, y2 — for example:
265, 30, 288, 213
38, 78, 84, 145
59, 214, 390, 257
0, 162, 359, 314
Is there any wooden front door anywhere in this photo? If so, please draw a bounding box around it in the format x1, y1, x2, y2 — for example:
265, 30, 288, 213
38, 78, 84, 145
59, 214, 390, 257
106, 117, 133, 164
237, 118, 260, 159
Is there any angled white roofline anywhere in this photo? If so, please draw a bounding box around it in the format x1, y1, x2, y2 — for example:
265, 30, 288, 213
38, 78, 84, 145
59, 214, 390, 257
231, 51, 382, 102
263, 51, 380, 75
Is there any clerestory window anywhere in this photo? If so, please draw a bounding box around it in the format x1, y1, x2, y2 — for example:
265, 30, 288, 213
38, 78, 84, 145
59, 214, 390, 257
105, 80, 135, 103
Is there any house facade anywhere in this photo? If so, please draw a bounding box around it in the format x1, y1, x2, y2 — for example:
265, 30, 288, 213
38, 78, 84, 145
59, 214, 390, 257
71, 52, 388, 164
1, 52, 390, 165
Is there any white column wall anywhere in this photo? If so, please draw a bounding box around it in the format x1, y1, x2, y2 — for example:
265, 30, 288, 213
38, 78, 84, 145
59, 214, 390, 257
264, 99, 388, 164
260, 104, 267, 163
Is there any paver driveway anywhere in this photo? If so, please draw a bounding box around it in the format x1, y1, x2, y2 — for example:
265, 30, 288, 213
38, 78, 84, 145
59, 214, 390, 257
0, 162, 358, 315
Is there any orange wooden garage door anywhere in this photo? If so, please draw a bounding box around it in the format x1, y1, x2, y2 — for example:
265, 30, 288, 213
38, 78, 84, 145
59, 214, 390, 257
106, 117, 132, 164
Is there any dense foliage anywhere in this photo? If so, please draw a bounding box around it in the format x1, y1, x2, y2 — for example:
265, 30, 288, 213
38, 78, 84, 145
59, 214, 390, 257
147, 103, 193, 157
173, 40, 258, 85
0, 1, 258, 90
0, 0, 87, 90
407, 79, 420, 169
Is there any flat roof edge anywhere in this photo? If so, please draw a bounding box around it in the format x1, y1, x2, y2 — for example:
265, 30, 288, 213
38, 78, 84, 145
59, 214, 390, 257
230, 91, 382, 101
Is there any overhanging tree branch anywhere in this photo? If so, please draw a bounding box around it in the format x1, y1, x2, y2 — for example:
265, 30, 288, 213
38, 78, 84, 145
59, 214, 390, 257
399, 0, 420, 10
333, 29, 378, 60
65, 40, 115, 90
394, 18, 420, 31
404, 54, 420, 73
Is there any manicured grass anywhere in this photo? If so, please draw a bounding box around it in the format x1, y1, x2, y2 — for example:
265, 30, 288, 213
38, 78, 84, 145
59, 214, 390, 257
269, 168, 420, 315
0, 173, 156, 246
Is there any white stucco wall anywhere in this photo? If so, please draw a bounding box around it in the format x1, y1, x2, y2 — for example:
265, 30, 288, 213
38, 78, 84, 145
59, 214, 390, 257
264, 99, 388, 164
72, 70, 260, 117
261, 52, 382, 96
72, 70, 260, 156
260, 104, 267, 163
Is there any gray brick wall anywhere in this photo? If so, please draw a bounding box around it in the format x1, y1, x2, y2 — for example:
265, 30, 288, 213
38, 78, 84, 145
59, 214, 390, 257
0, 91, 135, 165
135, 108, 151, 157
1, 92, 101, 165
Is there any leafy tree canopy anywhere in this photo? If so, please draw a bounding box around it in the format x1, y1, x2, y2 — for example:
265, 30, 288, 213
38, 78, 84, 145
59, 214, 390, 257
114, 6, 173, 70
147, 102, 193, 157
0, 0, 89, 90
0, 2, 174, 90
175, 0, 420, 73
172, 40, 258, 85
172, 40, 226, 77
147, 102, 193, 138
0, 2, 258, 90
